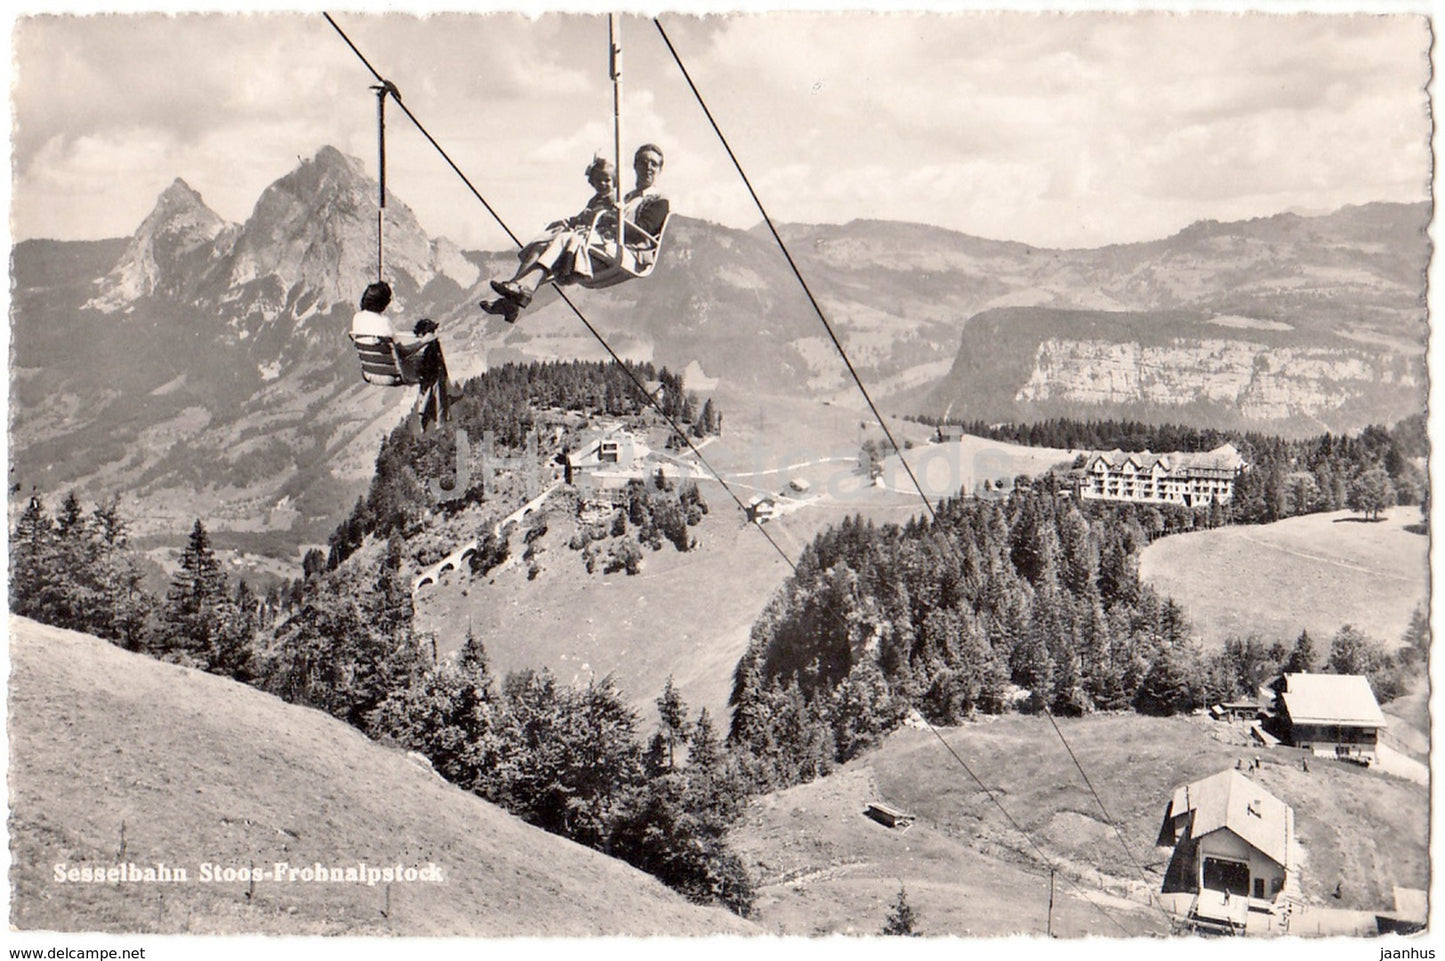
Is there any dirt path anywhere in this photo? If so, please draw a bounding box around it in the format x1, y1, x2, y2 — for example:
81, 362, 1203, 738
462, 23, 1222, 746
1235, 531, 1415, 582
1372, 743, 1428, 786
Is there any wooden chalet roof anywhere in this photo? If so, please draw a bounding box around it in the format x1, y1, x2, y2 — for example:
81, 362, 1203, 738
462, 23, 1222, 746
1278, 673, 1387, 728
1168, 769, 1292, 868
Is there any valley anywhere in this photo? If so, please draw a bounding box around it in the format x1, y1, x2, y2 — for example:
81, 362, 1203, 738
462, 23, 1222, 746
7, 149, 1429, 571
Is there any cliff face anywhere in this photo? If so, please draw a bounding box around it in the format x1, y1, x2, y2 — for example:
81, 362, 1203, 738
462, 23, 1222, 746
912, 202, 1428, 436
1017, 337, 1418, 423
926, 303, 1424, 436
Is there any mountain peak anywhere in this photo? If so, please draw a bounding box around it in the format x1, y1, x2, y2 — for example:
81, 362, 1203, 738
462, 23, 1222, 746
312, 144, 356, 171
85, 176, 231, 311
145, 177, 220, 224
298, 145, 369, 188
159, 177, 203, 204
215, 143, 443, 313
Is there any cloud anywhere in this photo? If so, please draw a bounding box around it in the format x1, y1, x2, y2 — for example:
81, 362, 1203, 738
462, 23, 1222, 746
9, 10, 1433, 250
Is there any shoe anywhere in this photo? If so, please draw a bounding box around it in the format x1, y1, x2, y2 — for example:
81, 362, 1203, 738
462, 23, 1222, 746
479, 299, 520, 324
490, 279, 533, 308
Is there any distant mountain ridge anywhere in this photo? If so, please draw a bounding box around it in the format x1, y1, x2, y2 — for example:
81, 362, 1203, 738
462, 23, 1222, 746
921, 304, 1423, 435
9, 145, 1428, 554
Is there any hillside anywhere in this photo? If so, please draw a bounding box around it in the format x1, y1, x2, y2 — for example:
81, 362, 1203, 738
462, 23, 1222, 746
411, 407, 1064, 722
731, 712, 1428, 935
1137, 508, 1429, 648
7, 617, 755, 936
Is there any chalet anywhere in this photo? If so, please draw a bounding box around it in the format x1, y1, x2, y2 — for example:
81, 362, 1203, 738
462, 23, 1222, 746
1272, 672, 1386, 764
1159, 770, 1295, 906
935, 424, 964, 443
1210, 701, 1262, 722
567, 428, 644, 473
745, 494, 776, 523
1080, 443, 1246, 507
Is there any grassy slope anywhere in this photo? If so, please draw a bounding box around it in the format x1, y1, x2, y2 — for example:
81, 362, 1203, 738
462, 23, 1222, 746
413, 391, 934, 723
412, 395, 1068, 724
731, 713, 1428, 936
7, 617, 755, 936
417, 494, 800, 726
1137, 508, 1429, 648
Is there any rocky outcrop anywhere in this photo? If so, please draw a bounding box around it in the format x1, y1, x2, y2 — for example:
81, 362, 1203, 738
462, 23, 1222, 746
1017, 337, 1418, 423
86, 178, 231, 310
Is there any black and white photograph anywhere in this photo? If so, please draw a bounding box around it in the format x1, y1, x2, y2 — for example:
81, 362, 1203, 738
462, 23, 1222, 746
6, 3, 1435, 955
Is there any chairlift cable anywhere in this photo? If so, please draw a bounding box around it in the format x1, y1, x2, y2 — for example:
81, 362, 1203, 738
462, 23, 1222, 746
325, 16, 1149, 936
918, 715, 1137, 938
652, 17, 940, 531
1042, 706, 1176, 924
323, 11, 795, 573
656, 15, 1166, 931
324, 12, 522, 249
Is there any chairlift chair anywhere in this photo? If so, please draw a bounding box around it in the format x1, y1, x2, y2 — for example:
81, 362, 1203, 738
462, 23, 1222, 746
575, 206, 673, 290
349, 333, 419, 387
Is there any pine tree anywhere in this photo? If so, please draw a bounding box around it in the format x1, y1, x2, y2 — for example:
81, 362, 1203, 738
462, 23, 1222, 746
46, 491, 96, 628
369, 633, 497, 788
832, 658, 900, 761
211, 580, 259, 680
1134, 642, 1207, 716
457, 625, 493, 683
1283, 629, 1317, 675
727, 645, 773, 754
368, 534, 416, 639
1401, 605, 1429, 666
155, 519, 234, 668
10, 494, 57, 622
882, 884, 920, 936
1057, 508, 1099, 598
687, 708, 723, 779
642, 731, 672, 779
655, 675, 693, 771
55, 490, 85, 540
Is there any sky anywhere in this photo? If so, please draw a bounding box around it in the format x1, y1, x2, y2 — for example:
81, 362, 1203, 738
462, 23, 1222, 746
8, 6, 1435, 252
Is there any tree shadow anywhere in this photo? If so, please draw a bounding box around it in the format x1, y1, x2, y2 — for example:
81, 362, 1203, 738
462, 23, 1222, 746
1331, 516, 1385, 525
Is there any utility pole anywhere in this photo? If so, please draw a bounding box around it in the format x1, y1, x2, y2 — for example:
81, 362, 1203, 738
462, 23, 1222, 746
1047, 866, 1056, 937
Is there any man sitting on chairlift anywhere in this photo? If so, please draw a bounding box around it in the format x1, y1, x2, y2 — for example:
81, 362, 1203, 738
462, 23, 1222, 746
481, 144, 670, 323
